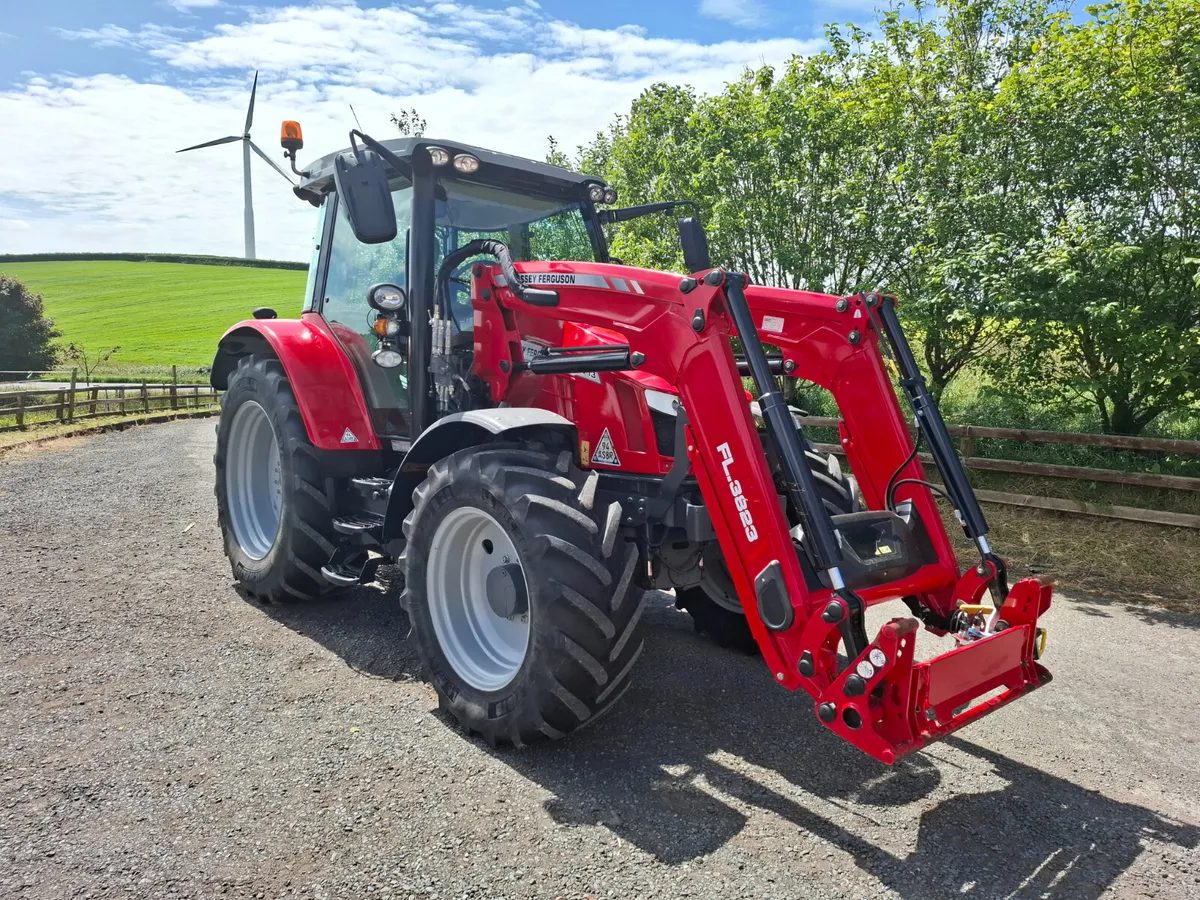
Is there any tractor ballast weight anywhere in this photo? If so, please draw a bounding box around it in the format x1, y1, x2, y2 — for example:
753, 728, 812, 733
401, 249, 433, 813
211, 130, 1052, 764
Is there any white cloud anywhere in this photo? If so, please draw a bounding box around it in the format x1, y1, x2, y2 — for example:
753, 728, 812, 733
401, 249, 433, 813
698, 0, 768, 27
166, 0, 223, 11
3, 2, 820, 260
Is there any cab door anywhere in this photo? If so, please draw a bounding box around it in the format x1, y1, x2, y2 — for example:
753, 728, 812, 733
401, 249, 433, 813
317, 187, 414, 439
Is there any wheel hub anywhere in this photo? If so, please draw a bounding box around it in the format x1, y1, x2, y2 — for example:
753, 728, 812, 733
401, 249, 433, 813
485, 564, 528, 619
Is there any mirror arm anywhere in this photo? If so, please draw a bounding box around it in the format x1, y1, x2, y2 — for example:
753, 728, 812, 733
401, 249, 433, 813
597, 200, 701, 226
350, 130, 414, 182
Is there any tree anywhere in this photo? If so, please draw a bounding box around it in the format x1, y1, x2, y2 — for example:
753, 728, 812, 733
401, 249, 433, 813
580, 0, 1059, 399
581, 83, 702, 272
996, 0, 1200, 433
63, 343, 120, 384
544, 136, 572, 168
0, 275, 60, 381
576, 0, 1199, 427
861, 0, 1057, 399
390, 107, 426, 136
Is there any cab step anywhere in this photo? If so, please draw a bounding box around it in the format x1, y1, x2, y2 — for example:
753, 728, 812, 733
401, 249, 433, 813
321, 548, 383, 587
332, 512, 385, 535
349, 476, 391, 499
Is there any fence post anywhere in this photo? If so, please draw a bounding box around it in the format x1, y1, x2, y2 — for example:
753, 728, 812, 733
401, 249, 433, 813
66, 368, 78, 423
56, 391, 65, 422
959, 426, 977, 460
16, 393, 25, 430
193, 385, 199, 408
90, 386, 98, 415
118, 386, 125, 413
141, 380, 149, 413
170, 366, 178, 411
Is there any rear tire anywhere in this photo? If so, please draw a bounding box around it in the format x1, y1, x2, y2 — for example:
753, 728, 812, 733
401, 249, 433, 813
214, 353, 341, 604
401, 445, 644, 746
675, 448, 859, 653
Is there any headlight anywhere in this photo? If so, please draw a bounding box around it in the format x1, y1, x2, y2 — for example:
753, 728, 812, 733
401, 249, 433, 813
453, 153, 480, 174
588, 184, 605, 203
426, 146, 451, 166
372, 347, 404, 369
603, 187, 617, 205
368, 283, 406, 312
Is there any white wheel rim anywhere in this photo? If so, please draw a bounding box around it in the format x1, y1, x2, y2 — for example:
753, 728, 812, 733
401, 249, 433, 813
225, 400, 282, 561
426, 506, 531, 692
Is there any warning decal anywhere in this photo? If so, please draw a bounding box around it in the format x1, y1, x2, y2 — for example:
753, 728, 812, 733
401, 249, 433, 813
340, 428, 359, 444
590, 428, 621, 467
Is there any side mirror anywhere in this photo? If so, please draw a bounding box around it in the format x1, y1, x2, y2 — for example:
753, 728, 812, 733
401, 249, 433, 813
333, 147, 397, 244
678, 217, 711, 273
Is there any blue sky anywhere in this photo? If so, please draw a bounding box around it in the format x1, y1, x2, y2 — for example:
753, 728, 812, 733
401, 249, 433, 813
0, 0, 876, 259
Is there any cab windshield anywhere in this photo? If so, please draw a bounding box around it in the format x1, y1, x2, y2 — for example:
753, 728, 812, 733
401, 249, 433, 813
435, 181, 600, 330
318, 175, 603, 436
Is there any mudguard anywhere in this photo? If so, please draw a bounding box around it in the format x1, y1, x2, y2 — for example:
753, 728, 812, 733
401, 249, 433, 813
381, 408, 577, 542
210, 313, 381, 451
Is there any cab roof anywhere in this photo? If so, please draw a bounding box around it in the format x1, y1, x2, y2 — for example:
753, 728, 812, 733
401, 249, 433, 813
298, 136, 607, 203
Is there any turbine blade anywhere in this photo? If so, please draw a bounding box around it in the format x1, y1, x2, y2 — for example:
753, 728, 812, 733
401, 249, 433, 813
176, 135, 242, 153
244, 70, 258, 133
249, 140, 295, 185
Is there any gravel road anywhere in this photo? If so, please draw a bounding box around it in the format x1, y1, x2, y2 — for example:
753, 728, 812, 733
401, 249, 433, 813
2, 420, 1198, 899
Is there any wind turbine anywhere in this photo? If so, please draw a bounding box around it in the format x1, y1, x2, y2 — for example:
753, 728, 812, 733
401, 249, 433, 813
176, 71, 294, 259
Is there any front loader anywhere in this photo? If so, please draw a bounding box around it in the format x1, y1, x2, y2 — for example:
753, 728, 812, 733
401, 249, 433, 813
210, 122, 1052, 764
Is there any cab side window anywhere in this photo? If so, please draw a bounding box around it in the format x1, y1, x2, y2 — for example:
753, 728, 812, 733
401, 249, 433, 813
319, 185, 414, 436
322, 186, 412, 329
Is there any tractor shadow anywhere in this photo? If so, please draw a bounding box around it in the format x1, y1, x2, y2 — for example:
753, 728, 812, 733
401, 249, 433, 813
246, 577, 1199, 899
239, 566, 420, 681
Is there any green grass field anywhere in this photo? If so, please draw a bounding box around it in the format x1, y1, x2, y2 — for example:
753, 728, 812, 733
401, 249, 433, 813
1, 260, 308, 378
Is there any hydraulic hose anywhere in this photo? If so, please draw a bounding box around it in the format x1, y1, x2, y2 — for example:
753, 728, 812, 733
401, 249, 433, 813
435, 239, 555, 321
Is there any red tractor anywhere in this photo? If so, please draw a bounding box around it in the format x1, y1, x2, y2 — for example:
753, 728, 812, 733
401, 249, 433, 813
210, 122, 1052, 764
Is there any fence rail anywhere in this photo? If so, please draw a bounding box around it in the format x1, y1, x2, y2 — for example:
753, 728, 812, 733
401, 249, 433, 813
0, 368, 218, 433
799, 415, 1200, 530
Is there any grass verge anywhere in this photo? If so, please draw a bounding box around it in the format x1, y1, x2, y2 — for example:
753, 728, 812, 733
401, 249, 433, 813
942, 502, 1199, 615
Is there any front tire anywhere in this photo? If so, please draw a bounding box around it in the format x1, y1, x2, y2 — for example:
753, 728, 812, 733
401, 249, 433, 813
401, 445, 644, 746
214, 353, 340, 604
676, 448, 860, 652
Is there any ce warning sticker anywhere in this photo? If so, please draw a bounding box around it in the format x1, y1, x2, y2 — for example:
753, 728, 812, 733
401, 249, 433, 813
590, 428, 621, 466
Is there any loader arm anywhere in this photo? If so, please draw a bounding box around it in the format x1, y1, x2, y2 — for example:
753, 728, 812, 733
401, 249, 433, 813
471, 261, 1051, 764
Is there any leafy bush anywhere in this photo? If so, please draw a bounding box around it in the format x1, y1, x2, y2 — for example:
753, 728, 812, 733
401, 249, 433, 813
0, 276, 60, 380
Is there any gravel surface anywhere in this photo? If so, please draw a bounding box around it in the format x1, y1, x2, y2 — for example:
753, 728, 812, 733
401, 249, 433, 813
2, 420, 1198, 899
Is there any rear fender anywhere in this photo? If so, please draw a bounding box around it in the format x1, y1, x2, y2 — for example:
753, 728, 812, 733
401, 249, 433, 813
382, 409, 577, 543
211, 314, 380, 451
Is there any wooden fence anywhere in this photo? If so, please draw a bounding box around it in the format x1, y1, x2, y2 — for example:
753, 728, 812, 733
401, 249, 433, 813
0, 368, 218, 433
3, 373, 1197, 528
799, 415, 1200, 530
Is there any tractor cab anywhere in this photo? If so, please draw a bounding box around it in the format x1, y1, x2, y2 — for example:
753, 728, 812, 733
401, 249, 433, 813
293, 135, 614, 439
